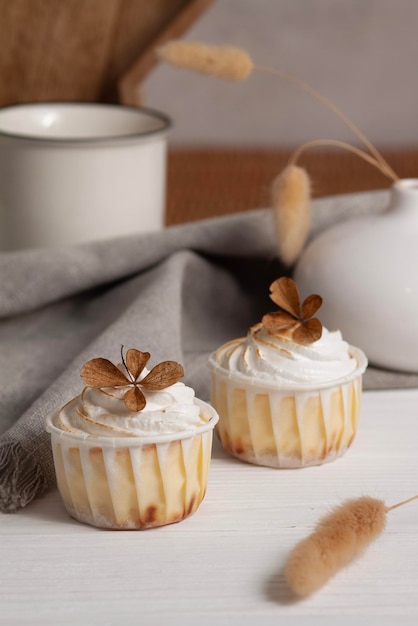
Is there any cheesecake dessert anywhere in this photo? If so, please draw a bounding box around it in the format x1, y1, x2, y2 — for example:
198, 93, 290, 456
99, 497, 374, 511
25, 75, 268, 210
208, 277, 367, 468
46, 348, 219, 529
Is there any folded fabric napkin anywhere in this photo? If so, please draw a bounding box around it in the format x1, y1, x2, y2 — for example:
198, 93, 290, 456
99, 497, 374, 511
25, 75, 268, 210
2, 189, 418, 513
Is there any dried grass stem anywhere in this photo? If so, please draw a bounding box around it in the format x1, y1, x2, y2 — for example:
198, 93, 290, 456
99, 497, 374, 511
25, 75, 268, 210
253, 63, 399, 183
386, 494, 418, 512
289, 139, 396, 181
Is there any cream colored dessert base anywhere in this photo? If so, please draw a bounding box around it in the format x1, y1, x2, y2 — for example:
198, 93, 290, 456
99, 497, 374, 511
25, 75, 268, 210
211, 375, 362, 468
50, 431, 213, 529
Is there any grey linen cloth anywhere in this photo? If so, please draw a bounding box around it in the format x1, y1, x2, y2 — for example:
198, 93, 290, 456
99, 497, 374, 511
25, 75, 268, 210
1, 189, 418, 513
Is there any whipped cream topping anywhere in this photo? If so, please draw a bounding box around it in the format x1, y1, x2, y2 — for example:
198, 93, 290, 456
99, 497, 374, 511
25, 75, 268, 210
212, 323, 360, 388
56, 369, 206, 438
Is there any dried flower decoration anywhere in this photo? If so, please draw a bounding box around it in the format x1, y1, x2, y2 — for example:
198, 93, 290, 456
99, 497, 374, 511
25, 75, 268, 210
157, 39, 400, 264
262, 276, 322, 345
285, 494, 418, 597
80, 347, 184, 412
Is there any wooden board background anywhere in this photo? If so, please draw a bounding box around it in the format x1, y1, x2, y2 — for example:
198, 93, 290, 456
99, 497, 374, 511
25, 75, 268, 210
0, 0, 212, 106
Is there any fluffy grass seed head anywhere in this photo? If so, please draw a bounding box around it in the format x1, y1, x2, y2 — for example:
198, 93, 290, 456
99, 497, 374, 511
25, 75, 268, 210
156, 41, 253, 81
272, 165, 312, 266
284, 493, 418, 598
285, 496, 387, 597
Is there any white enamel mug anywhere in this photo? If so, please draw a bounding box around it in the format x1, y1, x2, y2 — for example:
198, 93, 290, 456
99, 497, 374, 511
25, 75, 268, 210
0, 103, 171, 251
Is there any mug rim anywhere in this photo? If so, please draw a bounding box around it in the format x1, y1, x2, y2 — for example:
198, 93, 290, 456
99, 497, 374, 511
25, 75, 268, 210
0, 102, 172, 144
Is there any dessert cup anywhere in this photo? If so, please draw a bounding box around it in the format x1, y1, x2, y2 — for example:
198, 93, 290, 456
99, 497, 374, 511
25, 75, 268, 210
46, 398, 218, 529
208, 345, 367, 468
208, 276, 368, 469
45, 347, 219, 529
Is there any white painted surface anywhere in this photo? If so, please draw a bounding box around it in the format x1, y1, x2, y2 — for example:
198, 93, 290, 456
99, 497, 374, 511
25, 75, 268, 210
1, 389, 418, 624
146, 0, 418, 148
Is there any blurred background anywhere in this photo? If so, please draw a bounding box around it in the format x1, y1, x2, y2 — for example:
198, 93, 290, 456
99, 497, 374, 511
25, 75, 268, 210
146, 0, 418, 148
145, 0, 418, 223
2, 0, 418, 224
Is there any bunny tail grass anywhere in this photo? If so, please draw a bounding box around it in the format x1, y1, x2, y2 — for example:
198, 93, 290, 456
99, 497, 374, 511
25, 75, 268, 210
272, 165, 311, 266
156, 41, 253, 81
285, 497, 387, 597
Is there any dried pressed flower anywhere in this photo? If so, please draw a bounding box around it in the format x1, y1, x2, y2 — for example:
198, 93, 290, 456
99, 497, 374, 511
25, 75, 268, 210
80, 348, 184, 412
272, 165, 311, 266
285, 494, 418, 597
262, 276, 322, 345
156, 41, 253, 81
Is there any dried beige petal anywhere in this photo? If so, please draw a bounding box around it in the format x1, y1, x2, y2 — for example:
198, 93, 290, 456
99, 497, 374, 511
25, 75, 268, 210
261, 277, 323, 345
262, 310, 297, 331
81, 358, 130, 388
301, 294, 323, 320
124, 386, 146, 412
269, 277, 301, 318
293, 318, 322, 345
142, 361, 184, 391
80, 348, 186, 414
126, 349, 150, 381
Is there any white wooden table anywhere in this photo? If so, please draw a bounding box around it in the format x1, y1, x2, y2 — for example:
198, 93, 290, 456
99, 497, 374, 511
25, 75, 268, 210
1, 389, 418, 625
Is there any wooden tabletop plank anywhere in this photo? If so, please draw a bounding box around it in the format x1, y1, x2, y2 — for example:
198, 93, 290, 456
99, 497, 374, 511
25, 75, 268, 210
166, 148, 418, 224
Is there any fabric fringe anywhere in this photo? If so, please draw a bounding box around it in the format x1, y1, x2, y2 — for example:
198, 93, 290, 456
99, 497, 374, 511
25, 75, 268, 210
0, 442, 49, 513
